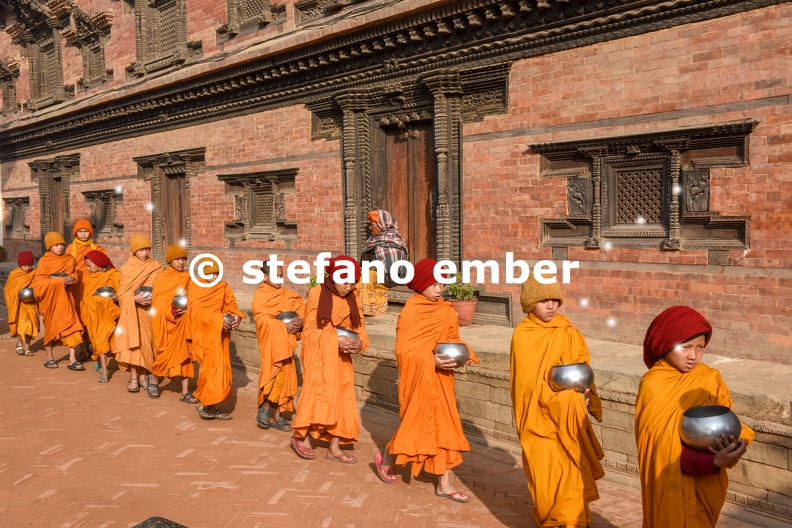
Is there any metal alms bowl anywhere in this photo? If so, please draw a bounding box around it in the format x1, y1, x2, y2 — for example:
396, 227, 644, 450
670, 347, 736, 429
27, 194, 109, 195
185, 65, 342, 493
680, 405, 742, 451
172, 295, 188, 310
548, 363, 595, 393
18, 287, 35, 302
434, 343, 471, 368
276, 311, 299, 323
337, 327, 360, 340
135, 286, 153, 297
223, 314, 236, 326
50, 272, 68, 278
94, 286, 116, 298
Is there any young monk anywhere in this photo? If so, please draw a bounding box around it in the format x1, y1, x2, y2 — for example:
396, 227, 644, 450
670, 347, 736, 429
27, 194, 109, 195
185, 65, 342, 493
252, 261, 305, 431
65, 219, 106, 360
32, 232, 84, 370
510, 275, 604, 527
187, 258, 245, 420
3, 251, 40, 356
291, 255, 368, 463
81, 250, 120, 383
374, 258, 478, 502
636, 306, 754, 528
112, 234, 162, 394
150, 244, 196, 402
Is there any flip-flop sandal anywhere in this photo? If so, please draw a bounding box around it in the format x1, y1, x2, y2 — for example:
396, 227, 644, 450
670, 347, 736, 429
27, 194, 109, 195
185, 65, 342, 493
127, 379, 140, 393
270, 416, 292, 432
196, 405, 216, 420
146, 375, 160, 399
256, 406, 271, 429
436, 491, 471, 503
212, 410, 232, 420
44, 360, 58, 369
23, 349, 34, 356
66, 361, 85, 371
290, 436, 315, 460
93, 361, 101, 373
325, 453, 357, 464
374, 452, 397, 483
15, 345, 25, 356
98, 374, 109, 383
179, 392, 199, 404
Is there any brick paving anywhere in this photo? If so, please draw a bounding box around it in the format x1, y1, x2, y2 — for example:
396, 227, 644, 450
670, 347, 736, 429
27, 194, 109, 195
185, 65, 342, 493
0, 338, 760, 527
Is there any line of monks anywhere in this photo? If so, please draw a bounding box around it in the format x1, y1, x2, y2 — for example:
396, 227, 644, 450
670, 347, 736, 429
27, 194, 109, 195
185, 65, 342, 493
3, 220, 754, 526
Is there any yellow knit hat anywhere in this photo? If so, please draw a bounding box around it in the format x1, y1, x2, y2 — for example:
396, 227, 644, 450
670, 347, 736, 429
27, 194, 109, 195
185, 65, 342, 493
44, 231, 66, 249
129, 233, 152, 254
165, 244, 188, 263
520, 274, 564, 314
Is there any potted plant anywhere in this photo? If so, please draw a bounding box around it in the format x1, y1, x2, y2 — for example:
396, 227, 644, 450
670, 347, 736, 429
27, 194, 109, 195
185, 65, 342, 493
446, 272, 478, 326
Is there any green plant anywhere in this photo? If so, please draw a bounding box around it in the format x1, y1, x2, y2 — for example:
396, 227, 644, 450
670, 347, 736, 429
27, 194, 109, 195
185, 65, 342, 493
446, 273, 476, 301
308, 274, 319, 289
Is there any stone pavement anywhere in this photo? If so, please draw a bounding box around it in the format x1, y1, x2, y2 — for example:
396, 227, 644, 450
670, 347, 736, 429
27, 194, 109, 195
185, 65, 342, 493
0, 337, 760, 528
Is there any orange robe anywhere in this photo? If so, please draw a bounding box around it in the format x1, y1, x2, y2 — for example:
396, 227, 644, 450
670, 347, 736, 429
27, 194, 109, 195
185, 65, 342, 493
32, 253, 83, 347
81, 269, 121, 359
65, 239, 105, 323
252, 283, 305, 411
510, 313, 605, 527
187, 280, 245, 407
3, 267, 40, 340
292, 287, 369, 443
387, 294, 479, 476
150, 268, 193, 378
635, 360, 755, 528
112, 256, 162, 371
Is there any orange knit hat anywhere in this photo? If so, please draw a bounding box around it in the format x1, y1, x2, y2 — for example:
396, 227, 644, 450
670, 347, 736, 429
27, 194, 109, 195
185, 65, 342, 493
72, 219, 94, 237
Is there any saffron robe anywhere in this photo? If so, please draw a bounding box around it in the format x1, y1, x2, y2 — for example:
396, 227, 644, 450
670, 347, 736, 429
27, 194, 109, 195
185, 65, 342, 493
150, 268, 193, 378
187, 279, 245, 407
65, 239, 105, 322
292, 286, 369, 443
3, 267, 40, 340
32, 253, 84, 347
81, 269, 121, 359
252, 283, 305, 411
510, 313, 605, 527
387, 294, 479, 476
112, 256, 162, 371
635, 360, 755, 528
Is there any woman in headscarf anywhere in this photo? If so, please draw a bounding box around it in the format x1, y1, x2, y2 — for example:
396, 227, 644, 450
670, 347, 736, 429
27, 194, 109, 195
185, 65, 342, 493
359, 210, 408, 316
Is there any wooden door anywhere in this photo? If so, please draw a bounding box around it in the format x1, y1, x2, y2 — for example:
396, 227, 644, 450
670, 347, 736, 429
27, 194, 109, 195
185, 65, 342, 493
50, 176, 65, 236
162, 173, 186, 245
381, 122, 435, 262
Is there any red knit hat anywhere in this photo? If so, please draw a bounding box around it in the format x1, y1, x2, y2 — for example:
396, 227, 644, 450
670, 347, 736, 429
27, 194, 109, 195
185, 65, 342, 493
643, 306, 713, 369
17, 251, 34, 266
408, 258, 440, 293
326, 255, 361, 284
85, 250, 114, 269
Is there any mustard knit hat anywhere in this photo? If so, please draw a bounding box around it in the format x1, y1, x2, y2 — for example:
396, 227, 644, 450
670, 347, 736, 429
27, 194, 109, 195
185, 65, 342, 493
44, 231, 66, 249
165, 244, 188, 263
520, 274, 564, 314
129, 233, 152, 254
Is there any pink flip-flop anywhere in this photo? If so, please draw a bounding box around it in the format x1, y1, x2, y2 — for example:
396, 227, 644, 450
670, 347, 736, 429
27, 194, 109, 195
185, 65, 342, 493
373, 452, 397, 484
325, 452, 357, 464
290, 436, 315, 460
436, 490, 471, 503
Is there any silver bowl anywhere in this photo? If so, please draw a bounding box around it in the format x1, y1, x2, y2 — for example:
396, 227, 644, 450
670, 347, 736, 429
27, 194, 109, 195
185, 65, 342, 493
18, 287, 35, 302
548, 363, 595, 393
223, 314, 236, 327
135, 286, 153, 297
94, 286, 116, 298
50, 272, 68, 278
680, 405, 742, 451
434, 343, 471, 367
276, 311, 299, 323
172, 295, 188, 310
337, 327, 360, 340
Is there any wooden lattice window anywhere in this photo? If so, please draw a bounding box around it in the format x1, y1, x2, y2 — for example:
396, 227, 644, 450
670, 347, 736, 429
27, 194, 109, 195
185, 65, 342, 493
125, 0, 202, 78
29, 153, 80, 242
82, 190, 124, 238
0, 58, 20, 115
62, 8, 114, 90
217, 0, 274, 41
219, 169, 298, 241
3, 197, 31, 238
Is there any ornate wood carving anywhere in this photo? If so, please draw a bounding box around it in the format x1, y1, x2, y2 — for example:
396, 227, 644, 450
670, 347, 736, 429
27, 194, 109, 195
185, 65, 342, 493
125, 0, 202, 78
62, 6, 113, 90
216, 0, 286, 43
5, 0, 73, 110
218, 168, 298, 241
530, 121, 756, 251
29, 153, 79, 242
133, 147, 206, 262
0, 58, 20, 114
3, 197, 31, 238
81, 189, 124, 238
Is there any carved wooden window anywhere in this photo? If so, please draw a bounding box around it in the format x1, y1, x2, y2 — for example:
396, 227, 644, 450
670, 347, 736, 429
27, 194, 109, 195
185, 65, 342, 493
125, 0, 202, 78
0, 58, 20, 115
219, 169, 298, 241
62, 8, 113, 90
82, 190, 124, 238
3, 197, 31, 238
530, 122, 756, 252
217, 0, 275, 41
29, 153, 79, 240
5, 0, 73, 110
